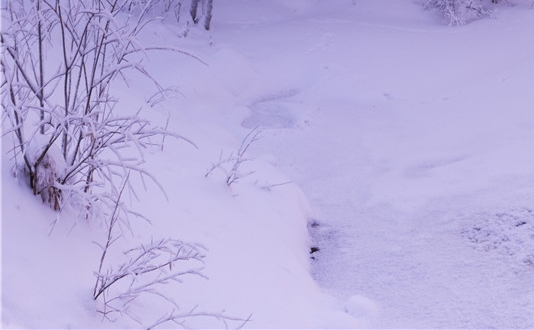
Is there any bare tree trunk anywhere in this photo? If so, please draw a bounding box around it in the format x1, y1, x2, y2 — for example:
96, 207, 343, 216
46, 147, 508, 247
190, 0, 200, 23
57, 2, 71, 160
204, 0, 213, 31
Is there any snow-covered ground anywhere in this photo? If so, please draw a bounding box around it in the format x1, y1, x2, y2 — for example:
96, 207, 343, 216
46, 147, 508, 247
3, 0, 534, 328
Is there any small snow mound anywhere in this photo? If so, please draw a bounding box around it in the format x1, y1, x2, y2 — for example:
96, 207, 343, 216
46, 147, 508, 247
345, 294, 380, 327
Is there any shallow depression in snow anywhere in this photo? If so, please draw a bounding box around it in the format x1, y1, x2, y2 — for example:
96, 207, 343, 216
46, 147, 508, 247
242, 101, 298, 129
241, 89, 312, 129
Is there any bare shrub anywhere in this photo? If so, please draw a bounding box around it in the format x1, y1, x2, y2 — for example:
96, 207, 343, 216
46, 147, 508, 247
1, 0, 195, 215
425, 0, 533, 25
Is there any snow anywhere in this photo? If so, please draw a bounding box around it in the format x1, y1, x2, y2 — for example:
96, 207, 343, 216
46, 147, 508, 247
345, 294, 380, 327
3, 0, 534, 328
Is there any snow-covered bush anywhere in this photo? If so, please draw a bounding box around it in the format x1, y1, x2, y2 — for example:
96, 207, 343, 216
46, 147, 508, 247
1, 0, 193, 215
425, 0, 499, 25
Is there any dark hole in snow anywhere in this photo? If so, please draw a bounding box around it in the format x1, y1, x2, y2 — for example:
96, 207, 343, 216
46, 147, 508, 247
308, 218, 340, 261
308, 219, 323, 260
309, 220, 320, 228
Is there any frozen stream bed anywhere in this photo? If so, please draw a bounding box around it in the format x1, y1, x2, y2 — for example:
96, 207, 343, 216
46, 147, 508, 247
231, 1, 534, 327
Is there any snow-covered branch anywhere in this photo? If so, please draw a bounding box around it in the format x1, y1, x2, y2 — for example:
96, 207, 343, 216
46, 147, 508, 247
205, 127, 262, 187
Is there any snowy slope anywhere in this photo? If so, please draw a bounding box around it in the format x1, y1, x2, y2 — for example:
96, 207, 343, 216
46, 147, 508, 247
3, 0, 534, 328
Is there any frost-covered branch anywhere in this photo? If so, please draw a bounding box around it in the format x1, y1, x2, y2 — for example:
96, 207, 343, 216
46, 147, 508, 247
205, 127, 262, 187
92, 213, 217, 328
93, 237, 206, 301
145, 308, 252, 330
90, 180, 211, 324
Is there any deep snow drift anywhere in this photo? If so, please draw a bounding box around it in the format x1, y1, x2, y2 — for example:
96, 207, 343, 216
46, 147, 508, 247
3, 0, 534, 328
